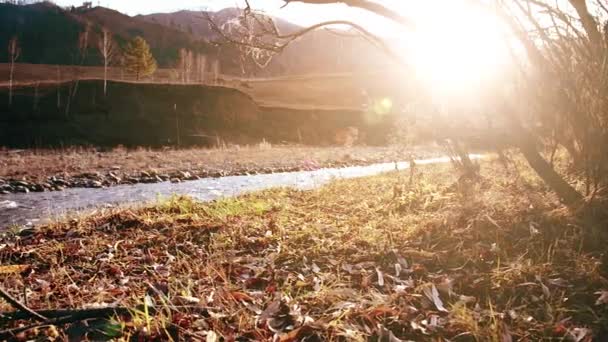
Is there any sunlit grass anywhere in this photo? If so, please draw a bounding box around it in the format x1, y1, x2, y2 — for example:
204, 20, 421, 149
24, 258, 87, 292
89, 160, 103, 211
0, 158, 606, 340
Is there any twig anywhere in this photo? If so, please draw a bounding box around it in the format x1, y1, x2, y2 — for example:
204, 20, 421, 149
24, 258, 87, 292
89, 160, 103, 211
0, 305, 211, 340
0, 306, 132, 322
0, 287, 47, 322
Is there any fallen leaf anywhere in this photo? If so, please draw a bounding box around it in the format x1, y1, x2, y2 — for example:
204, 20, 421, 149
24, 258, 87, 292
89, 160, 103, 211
377, 324, 405, 342
569, 327, 591, 342
422, 284, 448, 312
231, 291, 254, 302
206, 330, 219, 342
376, 268, 385, 287
173, 295, 201, 305
279, 325, 317, 342
595, 291, 608, 305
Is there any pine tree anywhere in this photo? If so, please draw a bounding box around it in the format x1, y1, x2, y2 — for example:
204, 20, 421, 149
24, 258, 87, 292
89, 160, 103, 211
123, 36, 157, 81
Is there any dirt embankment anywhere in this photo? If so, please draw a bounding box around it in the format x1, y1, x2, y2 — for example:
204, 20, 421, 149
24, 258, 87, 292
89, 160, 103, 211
0, 80, 396, 148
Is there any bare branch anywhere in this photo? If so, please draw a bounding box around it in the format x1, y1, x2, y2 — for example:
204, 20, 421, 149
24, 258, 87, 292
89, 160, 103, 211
280, 0, 415, 30
567, 0, 602, 47
206, 9, 405, 69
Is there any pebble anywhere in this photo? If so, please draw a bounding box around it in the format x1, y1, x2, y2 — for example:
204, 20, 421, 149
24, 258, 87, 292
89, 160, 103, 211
15, 186, 29, 193
89, 181, 103, 188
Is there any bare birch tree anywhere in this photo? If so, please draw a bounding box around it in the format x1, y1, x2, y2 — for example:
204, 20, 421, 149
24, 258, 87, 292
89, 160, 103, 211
178, 48, 187, 83
97, 27, 116, 96
7, 36, 21, 106
197, 53, 207, 84
185, 50, 194, 84
212, 59, 220, 84
178, 48, 194, 84
66, 24, 91, 118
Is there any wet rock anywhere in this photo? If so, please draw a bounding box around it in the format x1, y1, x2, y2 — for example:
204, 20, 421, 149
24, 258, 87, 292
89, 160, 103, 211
179, 171, 192, 179
141, 177, 157, 184
30, 184, 45, 192
170, 178, 181, 183
89, 181, 103, 188
12, 180, 30, 188
140, 171, 152, 178
82, 172, 102, 180
50, 177, 69, 187
108, 172, 121, 183
15, 186, 29, 193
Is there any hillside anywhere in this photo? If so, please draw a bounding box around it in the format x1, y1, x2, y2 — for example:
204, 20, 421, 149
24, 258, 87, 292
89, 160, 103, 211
0, 2, 389, 76
139, 9, 389, 75
0, 2, 236, 72
0, 2, 83, 65
138, 8, 300, 40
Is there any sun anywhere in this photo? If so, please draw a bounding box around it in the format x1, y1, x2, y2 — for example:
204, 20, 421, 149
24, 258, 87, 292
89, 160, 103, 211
399, 1, 511, 96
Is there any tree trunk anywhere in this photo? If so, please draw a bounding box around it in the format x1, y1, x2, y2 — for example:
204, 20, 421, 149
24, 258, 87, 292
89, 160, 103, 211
103, 60, 108, 96
8, 61, 14, 106
518, 131, 583, 205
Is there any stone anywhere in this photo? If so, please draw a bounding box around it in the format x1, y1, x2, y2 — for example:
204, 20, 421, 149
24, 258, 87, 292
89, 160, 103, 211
89, 181, 103, 188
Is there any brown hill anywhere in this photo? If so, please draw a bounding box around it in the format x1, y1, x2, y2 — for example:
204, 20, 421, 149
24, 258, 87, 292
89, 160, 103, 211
0, 2, 389, 76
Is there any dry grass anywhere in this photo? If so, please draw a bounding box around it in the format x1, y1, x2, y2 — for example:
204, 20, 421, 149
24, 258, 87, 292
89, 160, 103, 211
1, 158, 607, 340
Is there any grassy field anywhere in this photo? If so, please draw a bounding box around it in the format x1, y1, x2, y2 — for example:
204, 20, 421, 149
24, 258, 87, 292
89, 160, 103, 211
1, 158, 606, 340
0, 63, 410, 110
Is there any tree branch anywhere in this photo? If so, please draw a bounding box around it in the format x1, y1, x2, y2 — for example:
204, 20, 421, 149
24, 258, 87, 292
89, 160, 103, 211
281, 0, 415, 30
206, 11, 406, 68
0, 287, 47, 322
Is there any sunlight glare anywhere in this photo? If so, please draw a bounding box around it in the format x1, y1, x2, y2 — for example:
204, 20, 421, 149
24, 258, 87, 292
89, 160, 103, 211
401, 1, 510, 96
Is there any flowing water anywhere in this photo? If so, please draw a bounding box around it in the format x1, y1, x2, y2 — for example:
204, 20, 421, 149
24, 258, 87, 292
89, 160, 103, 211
0, 155, 483, 229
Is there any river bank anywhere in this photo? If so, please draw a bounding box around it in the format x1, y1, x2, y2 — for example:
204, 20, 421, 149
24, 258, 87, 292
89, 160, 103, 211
0, 145, 440, 194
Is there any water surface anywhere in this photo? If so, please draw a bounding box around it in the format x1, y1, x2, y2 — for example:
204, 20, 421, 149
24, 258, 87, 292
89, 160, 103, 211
0, 155, 482, 228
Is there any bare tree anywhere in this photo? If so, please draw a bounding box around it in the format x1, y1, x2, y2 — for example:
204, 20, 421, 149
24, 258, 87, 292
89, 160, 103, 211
78, 24, 90, 63
178, 48, 187, 83
197, 53, 207, 84
66, 24, 91, 118
178, 48, 194, 84
209, 0, 601, 206
212, 59, 220, 84
97, 27, 116, 96
7, 36, 21, 106
185, 50, 194, 84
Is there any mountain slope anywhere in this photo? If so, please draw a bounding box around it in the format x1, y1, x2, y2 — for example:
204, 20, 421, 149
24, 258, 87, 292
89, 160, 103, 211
0, 2, 83, 65
0, 2, 227, 69
139, 8, 389, 75
0, 2, 389, 76
138, 8, 299, 40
